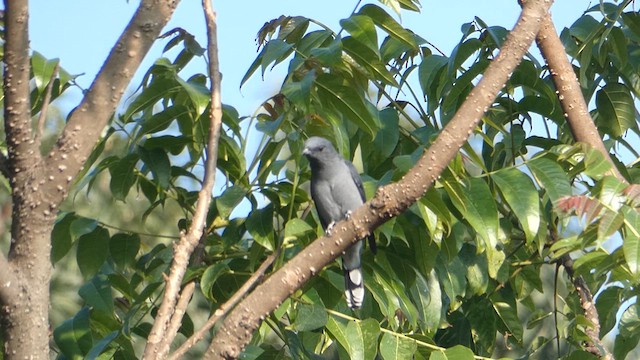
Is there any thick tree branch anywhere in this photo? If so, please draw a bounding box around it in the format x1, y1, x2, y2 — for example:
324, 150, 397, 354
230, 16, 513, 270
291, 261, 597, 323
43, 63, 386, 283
41, 0, 180, 206
535, 13, 624, 182
143, 0, 224, 358
205, 1, 554, 358
3, 0, 37, 175
536, 12, 618, 360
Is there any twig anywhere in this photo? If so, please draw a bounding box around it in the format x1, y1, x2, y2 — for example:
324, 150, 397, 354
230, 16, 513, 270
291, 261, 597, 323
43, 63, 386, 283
142, 0, 224, 358
34, 63, 59, 146
168, 250, 279, 360
535, 10, 618, 360
560, 255, 611, 359
204, 1, 554, 358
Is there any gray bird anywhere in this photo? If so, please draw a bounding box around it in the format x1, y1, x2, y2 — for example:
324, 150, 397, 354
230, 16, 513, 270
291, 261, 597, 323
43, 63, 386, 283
303, 136, 373, 309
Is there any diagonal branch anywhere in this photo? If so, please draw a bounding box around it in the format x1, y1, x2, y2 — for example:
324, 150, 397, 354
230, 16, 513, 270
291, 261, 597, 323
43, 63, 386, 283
40, 0, 180, 207
535, 11, 618, 360
142, 0, 224, 358
535, 12, 624, 182
169, 250, 279, 360
204, 0, 554, 358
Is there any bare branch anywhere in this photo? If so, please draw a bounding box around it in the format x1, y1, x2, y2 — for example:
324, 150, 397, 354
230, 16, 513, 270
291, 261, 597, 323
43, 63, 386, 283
535, 12, 624, 182
536, 12, 619, 359
34, 63, 60, 147
40, 0, 180, 206
169, 250, 279, 360
3, 0, 39, 176
143, 0, 224, 357
205, 0, 554, 358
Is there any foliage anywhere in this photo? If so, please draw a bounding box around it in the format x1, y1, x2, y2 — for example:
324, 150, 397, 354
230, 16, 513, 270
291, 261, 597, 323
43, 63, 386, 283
20, 0, 640, 359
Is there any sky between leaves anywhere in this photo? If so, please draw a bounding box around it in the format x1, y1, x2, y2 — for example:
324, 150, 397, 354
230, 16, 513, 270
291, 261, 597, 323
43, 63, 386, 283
28, 0, 583, 123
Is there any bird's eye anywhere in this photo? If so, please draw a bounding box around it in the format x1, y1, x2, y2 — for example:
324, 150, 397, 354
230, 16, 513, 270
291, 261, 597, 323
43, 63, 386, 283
319, 146, 325, 151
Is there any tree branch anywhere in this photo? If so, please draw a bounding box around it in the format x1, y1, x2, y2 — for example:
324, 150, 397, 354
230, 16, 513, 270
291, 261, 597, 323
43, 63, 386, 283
205, 0, 554, 358
169, 250, 279, 360
142, 0, 224, 358
3, 0, 39, 182
40, 0, 180, 207
535, 11, 618, 360
535, 12, 624, 182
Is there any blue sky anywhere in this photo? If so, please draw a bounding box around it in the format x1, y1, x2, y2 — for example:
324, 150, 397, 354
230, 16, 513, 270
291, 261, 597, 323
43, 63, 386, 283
28, 1, 586, 121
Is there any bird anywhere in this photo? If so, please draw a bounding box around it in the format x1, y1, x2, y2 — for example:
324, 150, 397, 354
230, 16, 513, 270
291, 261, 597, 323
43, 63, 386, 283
302, 136, 374, 309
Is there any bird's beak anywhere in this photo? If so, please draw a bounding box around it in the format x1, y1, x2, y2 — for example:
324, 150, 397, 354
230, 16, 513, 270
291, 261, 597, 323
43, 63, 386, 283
302, 147, 310, 156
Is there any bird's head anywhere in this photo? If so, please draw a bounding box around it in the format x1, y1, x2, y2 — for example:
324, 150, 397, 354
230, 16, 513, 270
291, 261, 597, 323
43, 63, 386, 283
303, 136, 339, 167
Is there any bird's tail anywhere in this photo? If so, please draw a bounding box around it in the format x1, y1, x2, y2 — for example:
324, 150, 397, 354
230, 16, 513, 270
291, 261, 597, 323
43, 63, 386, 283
343, 266, 364, 309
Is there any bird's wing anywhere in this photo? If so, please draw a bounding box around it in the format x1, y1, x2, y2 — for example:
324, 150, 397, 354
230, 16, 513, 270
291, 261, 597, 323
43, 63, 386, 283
345, 159, 367, 203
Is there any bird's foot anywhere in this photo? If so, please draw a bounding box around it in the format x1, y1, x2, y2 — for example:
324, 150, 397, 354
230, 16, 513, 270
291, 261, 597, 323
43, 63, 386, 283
325, 221, 336, 236
344, 210, 353, 219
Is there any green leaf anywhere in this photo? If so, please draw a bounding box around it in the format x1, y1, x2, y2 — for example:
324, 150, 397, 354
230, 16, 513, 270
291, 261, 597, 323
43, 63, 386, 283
77, 227, 110, 278
446, 176, 502, 278
325, 317, 353, 358
340, 15, 379, 54
216, 186, 248, 220
596, 286, 623, 336
444, 345, 475, 360
177, 76, 210, 116
358, 4, 418, 51
292, 303, 328, 331
138, 146, 171, 189
434, 255, 466, 311
491, 292, 523, 342
622, 206, 640, 276
379, 332, 417, 360
310, 36, 342, 65
109, 233, 141, 270
200, 263, 230, 300
360, 318, 381, 360
85, 331, 119, 360
281, 70, 315, 110
261, 39, 294, 76
595, 83, 636, 137
410, 269, 442, 333
78, 274, 114, 314
31, 51, 59, 92
70, 216, 99, 242
284, 218, 314, 242
138, 105, 191, 137
342, 37, 398, 86
109, 154, 140, 202
315, 74, 378, 138
52, 212, 78, 264
246, 205, 275, 251
54, 307, 93, 359
527, 157, 572, 204
344, 320, 365, 360
124, 78, 181, 122
615, 303, 640, 359
492, 168, 541, 243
